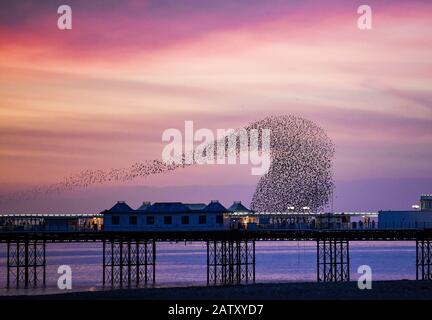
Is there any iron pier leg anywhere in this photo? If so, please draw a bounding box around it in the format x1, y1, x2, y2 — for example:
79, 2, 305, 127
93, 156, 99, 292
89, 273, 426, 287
102, 240, 106, 286
111, 240, 114, 287
102, 238, 156, 287
33, 241, 37, 287
206, 241, 210, 285
346, 240, 350, 281
127, 240, 131, 287
317, 239, 349, 282
252, 240, 256, 283
6, 240, 46, 288
42, 241, 46, 286
16, 242, 19, 288
119, 239, 123, 287
416, 239, 432, 280
213, 240, 217, 285
7, 242, 10, 288
24, 240, 29, 288
416, 240, 419, 280
152, 239, 156, 286
236, 240, 241, 284
136, 241, 140, 286
245, 241, 249, 284
206, 239, 255, 286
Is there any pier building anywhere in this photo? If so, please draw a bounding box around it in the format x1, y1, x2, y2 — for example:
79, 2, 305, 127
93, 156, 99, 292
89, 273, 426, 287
101, 200, 376, 231
102, 200, 230, 231
379, 195, 432, 229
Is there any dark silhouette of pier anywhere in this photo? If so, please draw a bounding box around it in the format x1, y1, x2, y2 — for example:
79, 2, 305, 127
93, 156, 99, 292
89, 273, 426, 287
2, 229, 432, 289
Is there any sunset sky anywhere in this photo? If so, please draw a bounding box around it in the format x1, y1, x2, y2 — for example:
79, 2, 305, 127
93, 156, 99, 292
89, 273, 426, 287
0, 0, 431, 212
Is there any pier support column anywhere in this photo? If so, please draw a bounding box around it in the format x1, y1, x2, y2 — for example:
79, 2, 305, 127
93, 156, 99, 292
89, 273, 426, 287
416, 239, 432, 280
207, 239, 255, 286
317, 239, 350, 282
6, 240, 46, 288
103, 239, 156, 287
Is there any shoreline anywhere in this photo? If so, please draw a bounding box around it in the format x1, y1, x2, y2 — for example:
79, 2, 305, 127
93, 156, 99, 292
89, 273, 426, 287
3, 280, 432, 300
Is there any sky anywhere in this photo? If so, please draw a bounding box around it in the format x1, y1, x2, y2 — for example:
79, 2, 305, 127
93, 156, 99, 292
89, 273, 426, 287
0, 0, 431, 212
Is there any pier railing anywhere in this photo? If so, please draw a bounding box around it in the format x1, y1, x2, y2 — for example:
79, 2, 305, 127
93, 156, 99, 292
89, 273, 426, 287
0, 225, 100, 232
2, 221, 432, 233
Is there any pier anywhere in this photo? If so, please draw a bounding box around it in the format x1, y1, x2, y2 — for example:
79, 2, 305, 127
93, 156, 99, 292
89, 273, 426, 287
2, 228, 432, 288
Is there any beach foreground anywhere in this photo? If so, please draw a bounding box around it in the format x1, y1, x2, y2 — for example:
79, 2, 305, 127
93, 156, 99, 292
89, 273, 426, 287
4, 280, 432, 300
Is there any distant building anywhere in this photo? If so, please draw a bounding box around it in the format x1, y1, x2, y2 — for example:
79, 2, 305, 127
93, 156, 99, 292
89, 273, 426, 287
102, 200, 230, 231
379, 194, 432, 229
421, 195, 432, 211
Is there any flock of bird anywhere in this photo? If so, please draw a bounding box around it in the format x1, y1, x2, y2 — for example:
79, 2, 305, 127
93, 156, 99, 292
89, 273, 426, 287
0, 115, 335, 212
246, 116, 334, 212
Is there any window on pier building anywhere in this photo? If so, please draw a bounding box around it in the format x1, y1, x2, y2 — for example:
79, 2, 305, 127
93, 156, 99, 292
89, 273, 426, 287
146, 216, 155, 225
129, 216, 137, 225
181, 216, 189, 224
199, 215, 207, 224
111, 216, 120, 225
164, 216, 172, 224
216, 214, 223, 224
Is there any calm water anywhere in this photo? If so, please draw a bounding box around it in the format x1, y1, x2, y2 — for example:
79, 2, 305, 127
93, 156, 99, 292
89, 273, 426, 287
0, 241, 415, 296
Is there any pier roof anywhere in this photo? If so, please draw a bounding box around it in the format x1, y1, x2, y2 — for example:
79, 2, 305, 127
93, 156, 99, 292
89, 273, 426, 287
228, 201, 252, 213
137, 201, 151, 211
184, 203, 207, 211
102, 200, 235, 215
204, 200, 228, 213
107, 201, 134, 213
145, 202, 191, 214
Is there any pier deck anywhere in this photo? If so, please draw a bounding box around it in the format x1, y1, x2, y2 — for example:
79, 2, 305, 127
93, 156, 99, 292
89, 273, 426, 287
1, 228, 431, 242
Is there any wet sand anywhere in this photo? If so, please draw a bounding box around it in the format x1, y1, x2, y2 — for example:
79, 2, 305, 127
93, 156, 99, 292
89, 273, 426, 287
3, 280, 432, 300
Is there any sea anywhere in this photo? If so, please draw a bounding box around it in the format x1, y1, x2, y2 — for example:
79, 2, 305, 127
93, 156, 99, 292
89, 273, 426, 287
0, 241, 415, 296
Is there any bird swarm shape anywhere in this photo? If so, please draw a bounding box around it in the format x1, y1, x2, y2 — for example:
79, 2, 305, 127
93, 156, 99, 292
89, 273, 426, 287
0, 115, 334, 212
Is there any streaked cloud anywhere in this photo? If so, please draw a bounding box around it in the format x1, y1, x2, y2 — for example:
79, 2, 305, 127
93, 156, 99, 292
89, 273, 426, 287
0, 0, 431, 208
